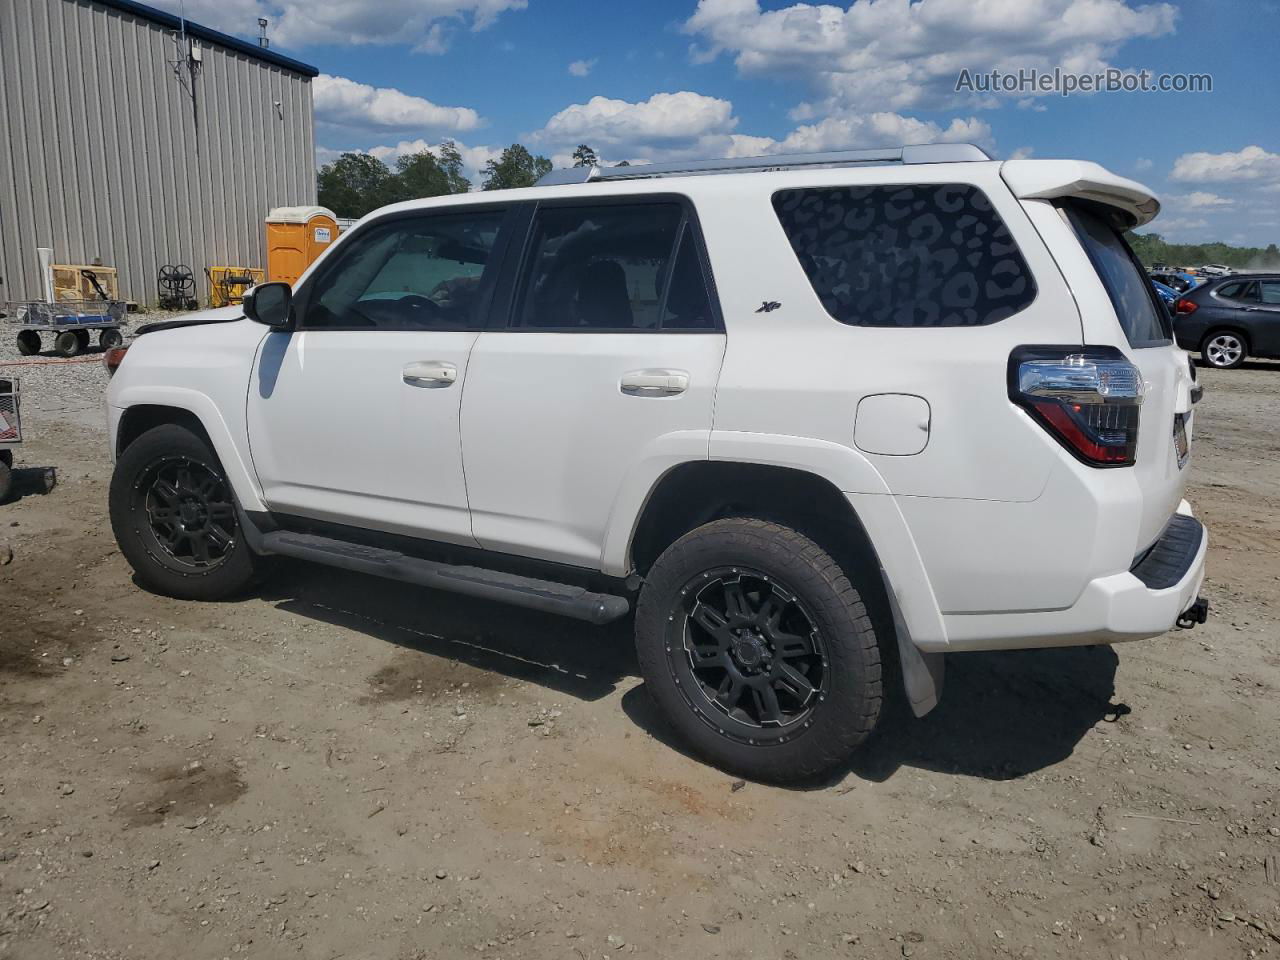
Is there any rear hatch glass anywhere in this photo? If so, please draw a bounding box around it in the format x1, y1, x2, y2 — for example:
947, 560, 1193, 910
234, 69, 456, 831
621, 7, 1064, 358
1060, 200, 1189, 554
1062, 202, 1172, 347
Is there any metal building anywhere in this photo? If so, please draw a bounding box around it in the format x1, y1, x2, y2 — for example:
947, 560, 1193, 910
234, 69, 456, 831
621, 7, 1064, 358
0, 0, 318, 305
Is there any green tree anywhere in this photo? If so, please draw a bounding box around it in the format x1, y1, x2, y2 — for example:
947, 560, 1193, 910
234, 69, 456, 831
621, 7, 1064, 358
1125, 230, 1280, 270
317, 152, 394, 218
481, 144, 554, 191
393, 141, 471, 200
572, 144, 598, 167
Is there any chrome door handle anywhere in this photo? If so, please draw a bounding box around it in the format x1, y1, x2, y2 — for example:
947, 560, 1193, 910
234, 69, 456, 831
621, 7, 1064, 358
620, 369, 689, 396
402, 361, 457, 387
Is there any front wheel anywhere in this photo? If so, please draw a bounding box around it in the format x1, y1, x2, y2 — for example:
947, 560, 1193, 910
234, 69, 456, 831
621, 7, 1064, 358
635, 518, 883, 783
99, 328, 123, 350
16, 330, 40, 356
109, 423, 262, 600
1202, 330, 1247, 369
55, 330, 82, 357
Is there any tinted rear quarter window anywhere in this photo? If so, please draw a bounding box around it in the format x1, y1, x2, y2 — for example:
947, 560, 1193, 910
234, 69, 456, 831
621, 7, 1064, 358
1062, 203, 1171, 346
772, 183, 1036, 327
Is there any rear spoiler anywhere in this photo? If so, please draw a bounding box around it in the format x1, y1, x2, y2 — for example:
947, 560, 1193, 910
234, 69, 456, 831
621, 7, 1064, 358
1000, 159, 1160, 228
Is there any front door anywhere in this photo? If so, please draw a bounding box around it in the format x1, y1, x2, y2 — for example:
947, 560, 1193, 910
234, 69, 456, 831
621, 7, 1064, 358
462, 198, 727, 570
246, 205, 509, 544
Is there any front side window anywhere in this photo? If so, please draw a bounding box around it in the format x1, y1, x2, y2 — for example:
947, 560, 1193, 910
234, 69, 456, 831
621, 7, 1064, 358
515, 203, 713, 331
1063, 203, 1171, 346
772, 183, 1036, 327
304, 209, 505, 330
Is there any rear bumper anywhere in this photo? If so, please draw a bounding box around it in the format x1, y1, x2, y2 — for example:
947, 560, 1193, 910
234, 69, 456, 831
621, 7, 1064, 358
928, 501, 1207, 652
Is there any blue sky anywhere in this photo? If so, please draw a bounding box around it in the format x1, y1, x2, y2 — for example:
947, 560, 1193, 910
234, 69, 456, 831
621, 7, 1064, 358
159, 0, 1280, 246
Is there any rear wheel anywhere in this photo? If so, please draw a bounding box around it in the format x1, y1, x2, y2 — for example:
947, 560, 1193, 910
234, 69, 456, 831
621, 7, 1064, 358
635, 517, 883, 783
99, 328, 123, 350
54, 330, 81, 357
16, 330, 40, 356
1202, 330, 1247, 369
109, 423, 261, 600
0, 459, 11, 503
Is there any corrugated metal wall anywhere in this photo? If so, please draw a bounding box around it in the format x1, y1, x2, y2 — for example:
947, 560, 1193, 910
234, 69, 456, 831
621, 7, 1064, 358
0, 0, 316, 305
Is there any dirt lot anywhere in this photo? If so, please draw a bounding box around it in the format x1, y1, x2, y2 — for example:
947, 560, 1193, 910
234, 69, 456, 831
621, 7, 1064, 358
2, 347, 1278, 960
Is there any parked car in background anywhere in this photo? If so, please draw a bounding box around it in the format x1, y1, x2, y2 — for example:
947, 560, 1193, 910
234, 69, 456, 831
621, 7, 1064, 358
1151, 279, 1179, 309
1174, 274, 1280, 368
1150, 271, 1199, 294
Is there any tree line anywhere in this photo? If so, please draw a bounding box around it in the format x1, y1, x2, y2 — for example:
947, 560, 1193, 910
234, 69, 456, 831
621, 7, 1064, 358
1127, 232, 1280, 271
318, 142, 616, 218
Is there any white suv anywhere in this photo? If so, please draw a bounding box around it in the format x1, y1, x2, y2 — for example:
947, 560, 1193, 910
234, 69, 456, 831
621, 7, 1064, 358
106, 144, 1208, 782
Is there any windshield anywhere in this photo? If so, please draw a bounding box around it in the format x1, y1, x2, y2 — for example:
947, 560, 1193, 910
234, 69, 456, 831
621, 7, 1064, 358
1063, 202, 1171, 347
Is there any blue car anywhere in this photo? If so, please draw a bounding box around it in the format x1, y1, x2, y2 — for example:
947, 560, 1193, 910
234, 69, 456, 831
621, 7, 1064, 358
1151, 279, 1179, 309
1150, 271, 1199, 294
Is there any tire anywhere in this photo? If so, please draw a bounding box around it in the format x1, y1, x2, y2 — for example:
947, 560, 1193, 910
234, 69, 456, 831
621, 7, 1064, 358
0, 460, 11, 503
1202, 330, 1247, 369
109, 423, 261, 600
99, 328, 123, 350
16, 330, 40, 356
635, 517, 883, 783
55, 330, 82, 357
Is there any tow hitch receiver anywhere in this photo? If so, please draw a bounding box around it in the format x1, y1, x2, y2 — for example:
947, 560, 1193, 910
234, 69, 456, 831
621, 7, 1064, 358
1177, 597, 1209, 629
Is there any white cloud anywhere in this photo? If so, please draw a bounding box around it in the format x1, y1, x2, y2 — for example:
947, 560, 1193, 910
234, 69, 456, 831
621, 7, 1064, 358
145, 0, 524, 52
532, 90, 993, 166
1151, 215, 1209, 240
568, 58, 598, 77
1135, 157, 1154, 171
1169, 191, 1235, 209
542, 92, 738, 144
756, 113, 993, 155
314, 74, 482, 134
683, 0, 1177, 114
1009, 146, 1035, 160
1170, 145, 1280, 184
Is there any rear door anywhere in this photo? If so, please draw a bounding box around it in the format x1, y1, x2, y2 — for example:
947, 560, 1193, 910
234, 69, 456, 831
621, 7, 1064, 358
1254, 279, 1280, 355
1060, 202, 1192, 548
461, 197, 726, 569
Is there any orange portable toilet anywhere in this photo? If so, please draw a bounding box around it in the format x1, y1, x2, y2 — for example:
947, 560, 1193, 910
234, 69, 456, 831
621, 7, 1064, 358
265, 206, 339, 286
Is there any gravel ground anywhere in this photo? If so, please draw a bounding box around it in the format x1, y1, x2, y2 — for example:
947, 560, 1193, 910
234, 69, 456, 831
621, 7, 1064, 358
0, 311, 187, 430
1, 337, 1279, 960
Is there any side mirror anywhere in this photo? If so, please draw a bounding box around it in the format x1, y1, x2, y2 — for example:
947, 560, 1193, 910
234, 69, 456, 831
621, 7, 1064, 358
243, 282, 293, 328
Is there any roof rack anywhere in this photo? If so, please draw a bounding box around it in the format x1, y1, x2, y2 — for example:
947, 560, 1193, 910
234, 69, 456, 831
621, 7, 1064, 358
536, 143, 991, 186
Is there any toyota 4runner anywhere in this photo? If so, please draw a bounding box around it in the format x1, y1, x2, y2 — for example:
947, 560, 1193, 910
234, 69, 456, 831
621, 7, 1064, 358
106, 144, 1209, 782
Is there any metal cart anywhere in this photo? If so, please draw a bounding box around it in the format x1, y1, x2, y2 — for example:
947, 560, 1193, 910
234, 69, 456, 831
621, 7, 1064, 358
0, 376, 19, 502
6, 299, 127, 357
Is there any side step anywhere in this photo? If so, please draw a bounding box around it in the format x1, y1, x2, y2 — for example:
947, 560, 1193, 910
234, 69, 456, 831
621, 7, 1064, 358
258, 531, 630, 625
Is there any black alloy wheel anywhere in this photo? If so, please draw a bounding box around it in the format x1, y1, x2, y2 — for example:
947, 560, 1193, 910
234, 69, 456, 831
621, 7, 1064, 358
667, 568, 827, 741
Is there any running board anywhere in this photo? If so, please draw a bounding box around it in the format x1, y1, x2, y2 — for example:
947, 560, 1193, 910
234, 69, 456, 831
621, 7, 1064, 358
258, 531, 630, 625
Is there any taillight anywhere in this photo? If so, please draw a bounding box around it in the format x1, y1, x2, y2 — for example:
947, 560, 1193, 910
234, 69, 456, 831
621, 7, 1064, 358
103, 346, 129, 376
1175, 298, 1197, 315
1009, 347, 1144, 467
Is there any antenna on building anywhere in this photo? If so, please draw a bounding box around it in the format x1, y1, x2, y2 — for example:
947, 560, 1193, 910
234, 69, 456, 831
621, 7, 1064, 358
257, 18, 270, 49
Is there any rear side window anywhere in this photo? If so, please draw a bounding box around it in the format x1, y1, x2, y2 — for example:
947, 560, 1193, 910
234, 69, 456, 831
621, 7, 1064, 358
514, 203, 716, 331
1062, 203, 1171, 346
1261, 281, 1280, 305
772, 183, 1036, 327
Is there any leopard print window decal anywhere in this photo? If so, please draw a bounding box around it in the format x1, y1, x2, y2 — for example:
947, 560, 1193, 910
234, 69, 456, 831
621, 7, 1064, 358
772, 184, 1037, 327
